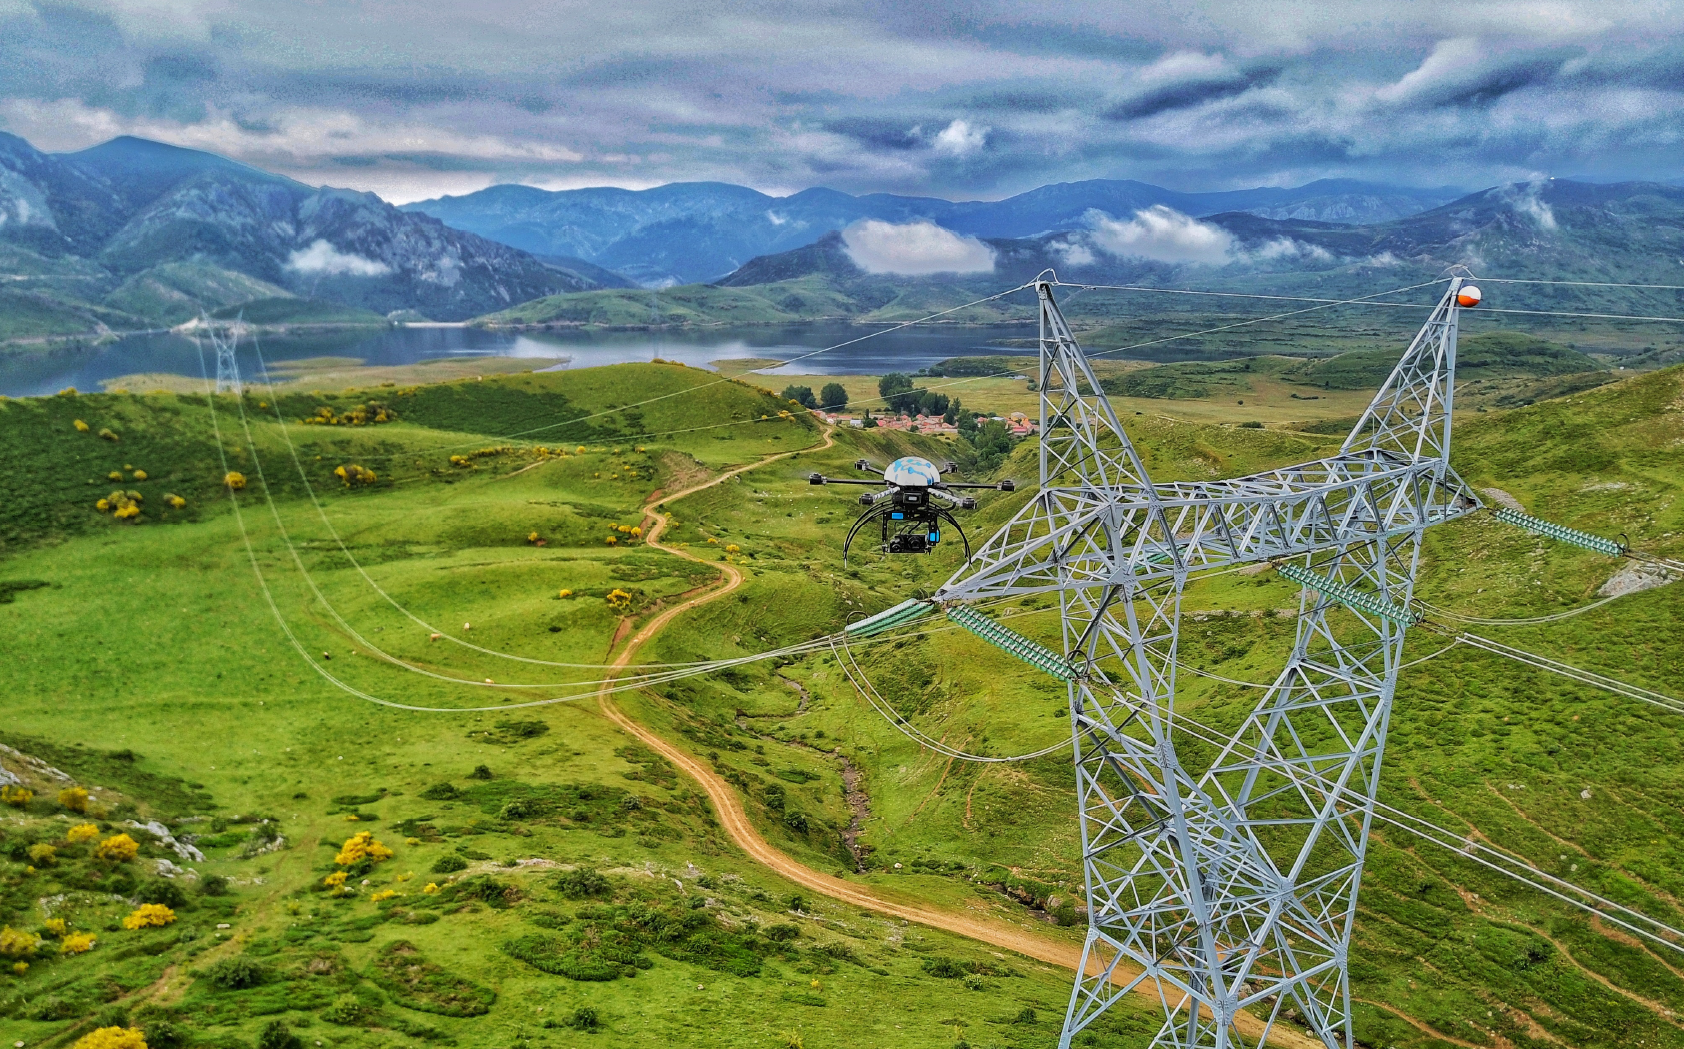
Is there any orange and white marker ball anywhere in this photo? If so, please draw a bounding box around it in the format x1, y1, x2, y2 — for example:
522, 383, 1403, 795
1456, 285, 1482, 308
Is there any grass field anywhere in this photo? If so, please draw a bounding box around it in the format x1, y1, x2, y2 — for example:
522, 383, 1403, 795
2, 353, 1683, 1049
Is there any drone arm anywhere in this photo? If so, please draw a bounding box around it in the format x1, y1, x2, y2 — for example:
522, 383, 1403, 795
856, 487, 896, 505
810, 473, 882, 486
940, 480, 1017, 491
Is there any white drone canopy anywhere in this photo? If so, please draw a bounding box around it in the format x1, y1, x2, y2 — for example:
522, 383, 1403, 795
883, 456, 941, 486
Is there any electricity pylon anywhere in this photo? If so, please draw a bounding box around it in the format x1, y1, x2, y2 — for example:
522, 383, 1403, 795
935, 279, 1480, 1048
207, 318, 242, 395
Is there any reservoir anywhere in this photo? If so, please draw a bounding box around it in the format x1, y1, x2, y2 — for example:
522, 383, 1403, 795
0, 323, 1043, 398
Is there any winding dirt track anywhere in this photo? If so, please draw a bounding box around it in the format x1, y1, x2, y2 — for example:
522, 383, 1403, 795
594, 429, 1315, 1049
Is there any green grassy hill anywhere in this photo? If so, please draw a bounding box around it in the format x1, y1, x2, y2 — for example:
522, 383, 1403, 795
1, 360, 1682, 1049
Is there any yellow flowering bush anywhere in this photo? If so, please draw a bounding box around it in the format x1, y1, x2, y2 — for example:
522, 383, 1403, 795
72, 1028, 147, 1049
323, 871, 347, 887
224, 471, 246, 490
60, 932, 96, 955
576, 445, 587, 453
605, 535, 618, 545
450, 454, 471, 466
74, 419, 90, 432
422, 882, 439, 894
605, 588, 633, 614
165, 494, 187, 509
122, 903, 176, 930
133, 469, 147, 480
301, 401, 394, 426
334, 830, 394, 866
27, 844, 55, 865
108, 470, 123, 481
0, 926, 42, 957
44, 918, 66, 937
67, 822, 100, 844
0, 785, 30, 807
558, 588, 573, 599
95, 833, 140, 862
630, 525, 643, 538
96, 498, 110, 512
370, 889, 397, 903
58, 786, 90, 812
334, 463, 377, 485
725, 544, 741, 554
98, 427, 119, 442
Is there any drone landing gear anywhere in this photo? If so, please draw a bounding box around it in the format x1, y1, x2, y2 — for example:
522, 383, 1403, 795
842, 505, 970, 566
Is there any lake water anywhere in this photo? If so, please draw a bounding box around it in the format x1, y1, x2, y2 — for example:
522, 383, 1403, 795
0, 323, 1045, 398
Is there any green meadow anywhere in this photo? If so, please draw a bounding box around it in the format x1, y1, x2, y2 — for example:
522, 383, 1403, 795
1, 355, 1682, 1049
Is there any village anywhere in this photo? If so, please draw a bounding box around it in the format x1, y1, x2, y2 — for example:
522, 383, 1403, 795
815, 409, 1038, 437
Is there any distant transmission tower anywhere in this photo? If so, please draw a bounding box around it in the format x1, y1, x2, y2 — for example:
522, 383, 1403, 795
208, 319, 242, 395
936, 278, 1479, 1048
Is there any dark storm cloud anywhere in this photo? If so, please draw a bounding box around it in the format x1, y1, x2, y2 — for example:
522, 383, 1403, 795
0, 0, 1679, 202
1103, 64, 1283, 121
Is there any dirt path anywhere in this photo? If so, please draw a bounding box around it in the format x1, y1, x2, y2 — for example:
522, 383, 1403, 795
593, 429, 1317, 1049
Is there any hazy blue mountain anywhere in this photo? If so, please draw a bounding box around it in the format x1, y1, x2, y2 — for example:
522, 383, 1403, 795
405, 178, 1463, 286
0, 133, 618, 329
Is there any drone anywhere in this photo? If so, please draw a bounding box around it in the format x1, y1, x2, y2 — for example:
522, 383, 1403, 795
809, 456, 1015, 564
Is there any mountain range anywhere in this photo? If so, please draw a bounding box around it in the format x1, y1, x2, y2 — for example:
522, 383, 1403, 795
0, 134, 609, 332
405, 179, 1463, 286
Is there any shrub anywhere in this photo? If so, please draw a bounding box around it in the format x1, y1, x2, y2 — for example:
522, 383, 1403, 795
468, 764, 493, 780
333, 463, 377, 486
605, 588, 633, 613
71, 1029, 147, 1049
59, 932, 96, 955
108, 470, 124, 481
323, 871, 348, 888
165, 494, 187, 509
555, 866, 610, 899
322, 994, 367, 1024
499, 798, 538, 820
419, 782, 460, 800
74, 419, 90, 432
558, 588, 573, 598
0, 925, 43, 957
568, 1006, 599, 1030
96, 833, 140, 861
0, 785, 32, 807
98, 427, 119, 442
59, 785, 91, 812
920, 956, 972, 978
370, 889, 397, 903
334, 830, 394, 866
200, 874, 229, 896
133, 469, 148, 480
67, 822, 100, 844
765, 923, 800, 942
430, 854, 468, 874
257, 1019, 303, 1049
224, 471, 246, 489
28, 843, 56, 865
122, 904, 176, 930
139, 880, 188, 908
202, 954, 266, 989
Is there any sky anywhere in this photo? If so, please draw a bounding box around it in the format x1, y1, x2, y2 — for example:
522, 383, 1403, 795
0, 0, 1681, 204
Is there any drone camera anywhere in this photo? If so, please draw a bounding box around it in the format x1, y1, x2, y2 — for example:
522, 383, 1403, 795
808, 473, 826, 485
854, 459, 871, 471
858, 493, 874, 505
999, 479, 1017, 491
944, 461, 959, 474
895, 489, 925, 507
887, 534, 930, 554
960, 497, 977, 510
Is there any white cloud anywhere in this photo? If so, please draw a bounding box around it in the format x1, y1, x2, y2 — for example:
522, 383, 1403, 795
1049, 238, 1096, 267
840, 220, 995, 275
1376, 38, 1485, 104
932, 119, 988, 157
1499, 180, 1558, 229
1252, 237, 1334, 262
1087, 206, 1236, 265
285, 239, 391, 277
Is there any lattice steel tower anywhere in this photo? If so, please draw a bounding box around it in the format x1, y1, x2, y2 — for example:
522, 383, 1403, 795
934, 279, 1480, 1048
208, 320, 242, 395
